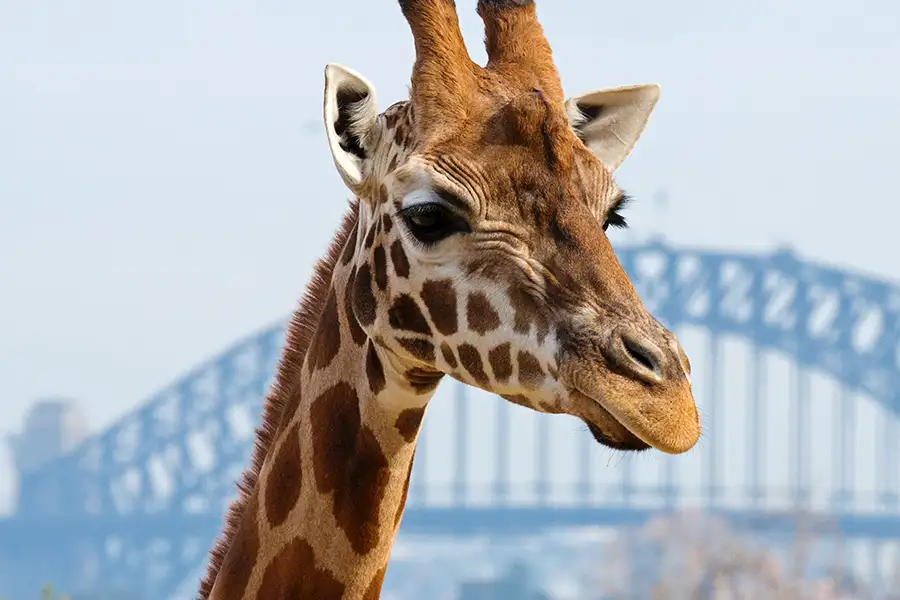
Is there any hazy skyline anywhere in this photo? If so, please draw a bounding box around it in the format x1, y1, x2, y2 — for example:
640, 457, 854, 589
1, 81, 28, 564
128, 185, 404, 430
2, 0, 899, 502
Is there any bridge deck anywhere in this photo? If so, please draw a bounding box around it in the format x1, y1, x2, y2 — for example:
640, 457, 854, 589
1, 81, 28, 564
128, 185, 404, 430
2, 506, 899, 540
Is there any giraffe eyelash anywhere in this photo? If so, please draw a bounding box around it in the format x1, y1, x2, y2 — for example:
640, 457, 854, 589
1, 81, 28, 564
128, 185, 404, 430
604, 192, 633, 231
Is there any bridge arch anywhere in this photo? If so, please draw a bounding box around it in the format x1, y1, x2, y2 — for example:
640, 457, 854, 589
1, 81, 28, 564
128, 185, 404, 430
7, 241, 900, 598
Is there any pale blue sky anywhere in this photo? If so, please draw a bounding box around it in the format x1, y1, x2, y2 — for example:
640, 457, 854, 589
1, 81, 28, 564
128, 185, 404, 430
1, 0, 899, 510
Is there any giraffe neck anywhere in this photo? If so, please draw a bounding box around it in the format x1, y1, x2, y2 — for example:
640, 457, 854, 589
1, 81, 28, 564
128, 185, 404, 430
206, 206, 439, 600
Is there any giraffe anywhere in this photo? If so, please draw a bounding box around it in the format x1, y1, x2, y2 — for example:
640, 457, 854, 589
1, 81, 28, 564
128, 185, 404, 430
199, 1, 701, 598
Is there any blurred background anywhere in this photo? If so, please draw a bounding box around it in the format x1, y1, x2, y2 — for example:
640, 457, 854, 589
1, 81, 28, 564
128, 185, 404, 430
2, 0, 899, 598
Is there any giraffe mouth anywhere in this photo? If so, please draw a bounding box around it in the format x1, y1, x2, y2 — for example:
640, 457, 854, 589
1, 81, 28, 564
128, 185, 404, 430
572, 379, 700, 455
583, 420, 651, 451
573, 388, 651, 452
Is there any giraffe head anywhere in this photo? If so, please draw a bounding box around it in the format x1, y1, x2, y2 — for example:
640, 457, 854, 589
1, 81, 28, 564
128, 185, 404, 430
322, 0, 700, 454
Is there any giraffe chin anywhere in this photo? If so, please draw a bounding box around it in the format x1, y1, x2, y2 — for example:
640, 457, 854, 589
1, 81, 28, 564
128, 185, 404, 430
577, 391, 652, 452
566, 387, 650, 451
584, 419, 651, 452
570, 388, 654, 452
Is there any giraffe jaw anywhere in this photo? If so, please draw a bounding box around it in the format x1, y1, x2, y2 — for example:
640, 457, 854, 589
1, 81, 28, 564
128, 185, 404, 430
571, 387, 651, 452
583, 419, 651, 452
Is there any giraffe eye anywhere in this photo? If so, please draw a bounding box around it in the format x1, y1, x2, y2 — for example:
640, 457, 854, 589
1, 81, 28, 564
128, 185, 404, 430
400, 202, 470, 246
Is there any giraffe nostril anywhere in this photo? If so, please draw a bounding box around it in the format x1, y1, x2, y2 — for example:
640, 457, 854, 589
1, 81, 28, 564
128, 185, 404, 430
622, 335, 662, 377
623, 336, 659, 375
603, 327, 666, 384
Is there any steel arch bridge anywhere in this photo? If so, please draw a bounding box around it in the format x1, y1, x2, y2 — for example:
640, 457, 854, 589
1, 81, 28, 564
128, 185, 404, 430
2, 240, 900, 599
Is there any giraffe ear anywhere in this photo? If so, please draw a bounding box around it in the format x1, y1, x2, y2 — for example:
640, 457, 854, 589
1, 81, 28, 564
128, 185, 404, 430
323, 63, 380, 188
565, 84, 661, 173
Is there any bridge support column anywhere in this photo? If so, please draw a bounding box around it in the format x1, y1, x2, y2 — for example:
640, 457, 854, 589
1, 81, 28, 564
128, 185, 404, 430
879, 393, 899, 510
494, 400, 509, 503
748, 346, 765, 508
833, 386, 856, 511
792, 364, 810, 506
454, 381, 468, 506
705, 334, 721, 508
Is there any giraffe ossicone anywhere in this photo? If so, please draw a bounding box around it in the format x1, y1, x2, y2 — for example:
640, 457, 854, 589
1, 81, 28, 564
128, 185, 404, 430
200, 1, 701, 598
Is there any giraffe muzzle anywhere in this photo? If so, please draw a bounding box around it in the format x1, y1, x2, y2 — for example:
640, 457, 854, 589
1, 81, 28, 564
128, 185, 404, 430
566, 321, 701, 455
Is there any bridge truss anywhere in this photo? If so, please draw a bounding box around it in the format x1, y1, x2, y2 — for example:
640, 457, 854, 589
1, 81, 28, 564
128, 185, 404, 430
2, 241, 899, 598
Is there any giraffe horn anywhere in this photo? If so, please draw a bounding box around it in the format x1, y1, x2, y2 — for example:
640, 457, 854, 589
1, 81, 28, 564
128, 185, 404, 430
477, 0, 564, 103
399, 0, 478, 124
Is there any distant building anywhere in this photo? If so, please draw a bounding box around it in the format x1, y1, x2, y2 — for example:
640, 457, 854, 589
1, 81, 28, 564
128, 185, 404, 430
6, 398, 89, 512
9, 398, 89, 473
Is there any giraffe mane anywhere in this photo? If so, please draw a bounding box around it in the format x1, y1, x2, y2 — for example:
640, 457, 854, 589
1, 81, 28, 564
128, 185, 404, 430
198, 199, 360, 599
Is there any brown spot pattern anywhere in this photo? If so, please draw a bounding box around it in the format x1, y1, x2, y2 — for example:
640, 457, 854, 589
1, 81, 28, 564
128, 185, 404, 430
373, 246, 388, 291
308, 290, 341, 371
381, 213, 393, 234
517, 350, 545, 389
420, 278, 459, 336
344, 269, 368, 346
255, 538, 344, 600
488, 343, 513, 383
466, 292, 500, 334
398, 338, 436, 363
388, 294, 432, 334
508, 284, 535, 336
310, 382, 390, 555
440, 342, 458, 369
352, 263, 377, 327
390, 239, 410, 278
214, 493, 259, 600
366, 342, 386, 395
458, 344, 490, 387
340, 222, 359, 266
363, 223, 377, 250
508, 286, 551, 345
395, 407, 426, 442
264, 422, 302, 528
